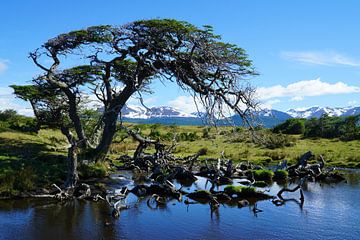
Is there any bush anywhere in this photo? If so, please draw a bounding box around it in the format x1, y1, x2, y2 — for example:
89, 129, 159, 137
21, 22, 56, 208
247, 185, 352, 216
14, 166, 36, 191
0, 109, 38, 133
261, 132, 296, 149
0, 167, 36, 195
202, 127, 211, 139
273, 118, 305, 134
177, 132, 199, 141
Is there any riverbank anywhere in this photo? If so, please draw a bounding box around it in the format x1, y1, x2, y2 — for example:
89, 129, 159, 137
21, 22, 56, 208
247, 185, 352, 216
0, 125, 359, 197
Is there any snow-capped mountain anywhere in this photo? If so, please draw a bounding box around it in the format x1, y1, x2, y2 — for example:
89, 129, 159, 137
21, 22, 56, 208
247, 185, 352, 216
286, 106, 353, 119
121, 105, 197, 119
342, 107, 360, 117
117, 105, 360, 127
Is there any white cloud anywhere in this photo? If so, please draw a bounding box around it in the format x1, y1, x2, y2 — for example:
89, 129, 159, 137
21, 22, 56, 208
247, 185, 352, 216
348, 100, 357, 107
0, 87, 33, 116
0, 59, 9, 73
168, 95, 203, 114
291, 96, 304, 101
257, 78, 360, 101
281, 51, 360, 67
260, 99, 281, 109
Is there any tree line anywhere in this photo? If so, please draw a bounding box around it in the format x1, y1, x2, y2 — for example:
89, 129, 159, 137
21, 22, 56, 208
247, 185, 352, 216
273, 114, 360, 140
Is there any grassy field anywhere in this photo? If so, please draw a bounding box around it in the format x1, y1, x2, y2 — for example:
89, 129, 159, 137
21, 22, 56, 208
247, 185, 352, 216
0, 124, 359, 195
109, 124, 360, 168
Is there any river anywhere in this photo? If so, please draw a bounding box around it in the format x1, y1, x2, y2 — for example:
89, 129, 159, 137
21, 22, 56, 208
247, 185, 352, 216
0, 170, 359, 240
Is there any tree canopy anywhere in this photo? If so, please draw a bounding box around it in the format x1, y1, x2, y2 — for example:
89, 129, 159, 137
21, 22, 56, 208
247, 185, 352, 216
12, 19, 258, 179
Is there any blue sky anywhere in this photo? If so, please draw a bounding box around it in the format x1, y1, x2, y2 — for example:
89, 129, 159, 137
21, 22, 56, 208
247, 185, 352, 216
1, 0, 360, 115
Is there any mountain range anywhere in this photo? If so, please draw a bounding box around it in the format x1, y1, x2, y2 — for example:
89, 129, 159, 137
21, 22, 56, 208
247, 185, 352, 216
120, 105, 360, 128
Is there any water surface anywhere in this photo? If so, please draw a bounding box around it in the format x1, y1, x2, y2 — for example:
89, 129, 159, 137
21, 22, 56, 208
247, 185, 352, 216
0, 170, 359, 240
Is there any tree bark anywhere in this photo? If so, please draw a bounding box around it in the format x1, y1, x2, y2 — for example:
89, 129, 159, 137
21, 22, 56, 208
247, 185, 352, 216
65, 144, 79, 188
61, 126, 79, 188
63, 88, 88, 148
92, 85, 135, 161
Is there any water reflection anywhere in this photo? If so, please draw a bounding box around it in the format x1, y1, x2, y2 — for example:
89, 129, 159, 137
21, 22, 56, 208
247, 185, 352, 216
0, 170, 359, 240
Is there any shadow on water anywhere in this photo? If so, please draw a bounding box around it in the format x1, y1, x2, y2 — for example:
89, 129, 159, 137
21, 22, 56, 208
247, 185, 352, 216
0, 170, 360, 240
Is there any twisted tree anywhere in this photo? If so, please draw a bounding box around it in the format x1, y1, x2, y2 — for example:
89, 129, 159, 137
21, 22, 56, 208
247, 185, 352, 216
12, 19, 258, 187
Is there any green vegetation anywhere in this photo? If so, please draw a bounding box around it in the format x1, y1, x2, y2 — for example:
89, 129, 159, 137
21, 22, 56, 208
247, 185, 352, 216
273, 170, 289, 180
0, 109, 37, 133
253, 169, 274, 181
1, 116, 360, 196
253, 181, 268, 187
274, 114, 360, 141
273, 118, 306, 134
224, 185, 256, 195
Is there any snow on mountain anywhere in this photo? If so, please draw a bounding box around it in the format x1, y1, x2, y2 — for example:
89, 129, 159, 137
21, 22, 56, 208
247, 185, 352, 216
121, 105, 360, 120
286, 106, 352, 119
257, 109, 293, 119
121, 105, 197, 119
115, 105, 360, 127
342, 107, 360, 117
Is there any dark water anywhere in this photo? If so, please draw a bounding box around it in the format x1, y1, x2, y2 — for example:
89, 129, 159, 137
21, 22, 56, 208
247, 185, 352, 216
1, 170, 359, 240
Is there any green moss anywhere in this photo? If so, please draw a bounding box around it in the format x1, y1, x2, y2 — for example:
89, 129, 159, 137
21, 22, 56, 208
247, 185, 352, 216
187, 190, 212, 202
253, 181, 268, 187
273, 170, 289, 180
224, 185, 256, 195
254, 170, 274, 181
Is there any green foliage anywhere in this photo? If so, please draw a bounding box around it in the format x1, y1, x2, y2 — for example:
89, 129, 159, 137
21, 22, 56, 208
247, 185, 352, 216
273, 118, 305, 134
0, 109, 38, 133
258, 130, 297, 149
0, 167, 36, 194
304, 114, 360, 140
177, 132, 199, 142
202, 127, 211, 139
254, 169, 274, 181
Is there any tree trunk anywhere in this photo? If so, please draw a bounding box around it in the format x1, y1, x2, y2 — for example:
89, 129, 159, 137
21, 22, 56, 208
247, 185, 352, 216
65, 144, 79, 188
61, 126, 79, 189
63, 88, 88, 148
92, 85, 136, 161
93, 110, 119, 161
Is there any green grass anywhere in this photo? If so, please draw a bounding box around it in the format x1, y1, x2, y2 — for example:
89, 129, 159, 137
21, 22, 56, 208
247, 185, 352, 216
0, 129, 68, 195
0, 124, 359, 196
111, 124, 360, 168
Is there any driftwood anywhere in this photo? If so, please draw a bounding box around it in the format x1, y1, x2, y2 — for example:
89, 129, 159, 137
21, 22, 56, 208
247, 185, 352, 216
274, 178, 305, 208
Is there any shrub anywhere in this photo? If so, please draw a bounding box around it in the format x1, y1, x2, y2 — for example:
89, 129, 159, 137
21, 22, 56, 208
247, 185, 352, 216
178, 132, 199, 141
0, 109, 38, 133
14, 166, 36, 191
202, 127, 211, 139
261, 132, 296, 149
273, 118, 305, 134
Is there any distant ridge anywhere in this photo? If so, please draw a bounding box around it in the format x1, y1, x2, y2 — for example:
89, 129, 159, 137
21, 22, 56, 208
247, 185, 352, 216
116, 105, 360, 127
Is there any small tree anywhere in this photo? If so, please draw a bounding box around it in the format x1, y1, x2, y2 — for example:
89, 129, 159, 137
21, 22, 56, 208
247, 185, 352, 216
13, 19, 258, 187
